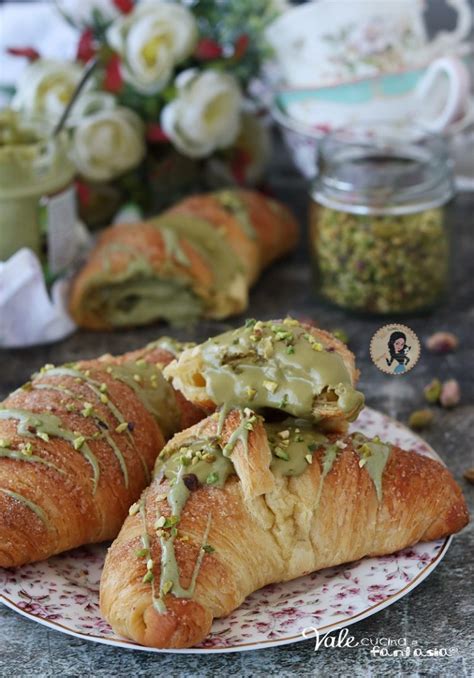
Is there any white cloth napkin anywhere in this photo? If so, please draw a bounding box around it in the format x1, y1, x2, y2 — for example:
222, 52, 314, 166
0, 248, 77, 348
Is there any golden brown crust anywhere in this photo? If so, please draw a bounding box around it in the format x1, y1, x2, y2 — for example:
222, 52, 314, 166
100, 413, 468, 648
0, 346, 205, 568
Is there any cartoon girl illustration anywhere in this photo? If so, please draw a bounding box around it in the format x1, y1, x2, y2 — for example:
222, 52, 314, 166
386, 331, 411, 374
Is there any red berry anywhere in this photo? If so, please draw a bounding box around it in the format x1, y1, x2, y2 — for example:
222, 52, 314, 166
234, 34, 249, 60
6, 46, 40, 61
146, 123, 169, 143
195, 38, 223, 61
76, 29, 95, 63
112, 0, 134, 14
104, 55, 123, 93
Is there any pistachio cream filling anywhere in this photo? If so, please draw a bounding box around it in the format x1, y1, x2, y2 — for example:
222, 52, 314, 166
196, 318, 364, 422
85, 276, 204, 328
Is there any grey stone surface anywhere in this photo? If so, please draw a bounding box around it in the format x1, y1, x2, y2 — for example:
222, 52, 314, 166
0, 156, 473, 677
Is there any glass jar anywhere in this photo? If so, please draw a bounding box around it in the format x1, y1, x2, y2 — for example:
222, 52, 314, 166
0, 109, 76, 266
310, 124, 455, 315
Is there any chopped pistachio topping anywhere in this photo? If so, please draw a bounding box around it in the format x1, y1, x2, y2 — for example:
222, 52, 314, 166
37, 431, 50, 443
100, 393, 109, 404
305, 454, 313, 464
206, 472, 219, 484
115, 422, 129, 433
155, 516, 166, 528
146, 558, 154, 570
202, 544, 215, 553
66, 403, 75, 412
274, 447, 289, 461
263, 380, 278, 394
129, 502, 140, 516
73, 435, 85, 450
81, 403, 94, 417
135, 548, 148, 558
162, 580, 173, 595
143, 571, 154, 583
99, 383, 108, 393
164, 516, 179, 528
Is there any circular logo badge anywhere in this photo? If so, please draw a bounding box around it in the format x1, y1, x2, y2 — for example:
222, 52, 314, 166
370, 324, 420, 376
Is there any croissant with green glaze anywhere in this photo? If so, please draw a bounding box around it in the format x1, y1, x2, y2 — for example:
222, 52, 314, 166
69, 190, 299, 329
0, 339, 205, 568
100, 408, 468, 649
165, 318, 364, 433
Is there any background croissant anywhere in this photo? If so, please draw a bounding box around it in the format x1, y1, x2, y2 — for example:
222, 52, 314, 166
69, 189, 299, 329
0, 340, 204, 568
100, 409, 468, 649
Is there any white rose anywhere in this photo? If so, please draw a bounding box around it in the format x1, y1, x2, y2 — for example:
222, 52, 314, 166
161, 69, 242, 158
72, 107, 146, 181
107, 1, 198, 95
55, 0, 121, 29
12, 59, 84, 119
66, 91, 117, 127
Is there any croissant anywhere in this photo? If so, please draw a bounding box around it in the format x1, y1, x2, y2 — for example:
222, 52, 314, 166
69, 190, 299, 329
100, 409, 468, 649
164, 318, 364, 432
0, 338, 204, 568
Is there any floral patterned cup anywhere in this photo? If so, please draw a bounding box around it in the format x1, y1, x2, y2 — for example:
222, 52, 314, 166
265, 0, 472, 88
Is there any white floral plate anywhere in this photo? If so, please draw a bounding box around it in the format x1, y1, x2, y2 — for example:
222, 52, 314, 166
0, 407, 452, 653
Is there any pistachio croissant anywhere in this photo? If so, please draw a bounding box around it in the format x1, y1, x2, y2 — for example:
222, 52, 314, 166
165, 318, 364, 432
69, 189, 298, 329
0, 339, 205, 568
100, 409, 468, 649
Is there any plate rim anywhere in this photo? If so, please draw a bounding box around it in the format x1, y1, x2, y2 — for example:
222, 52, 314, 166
0, 406, 454, 653
0, 536, 451, 654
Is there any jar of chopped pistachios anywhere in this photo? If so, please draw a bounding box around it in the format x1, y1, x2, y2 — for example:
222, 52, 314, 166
310, 124, 455, 314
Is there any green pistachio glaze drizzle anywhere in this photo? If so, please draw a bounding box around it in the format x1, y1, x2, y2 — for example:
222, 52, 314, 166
0, 487, 49, 527
0, 443, 65, 475
352, 432, 391, 501
265, 418, 328, 476
0, 408, 101, 492
216, 190, 257, 240
146, 337, 195, 358
106, 361, 180, 440
196, 319, 364, 422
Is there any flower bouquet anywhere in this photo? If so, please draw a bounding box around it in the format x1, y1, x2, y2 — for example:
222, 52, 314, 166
8, 0, 277, 226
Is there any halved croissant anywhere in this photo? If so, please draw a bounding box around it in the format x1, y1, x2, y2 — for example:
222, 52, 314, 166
165, 319, 363, 432
69, 190, 298, 329
0, 340, 204, 568
100, 409, 468, 649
